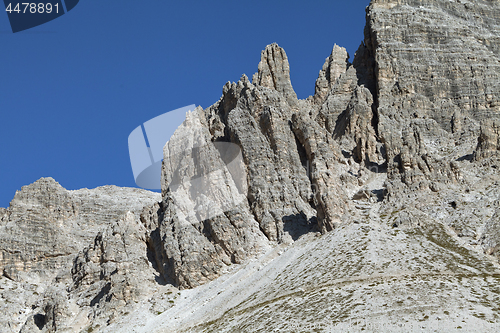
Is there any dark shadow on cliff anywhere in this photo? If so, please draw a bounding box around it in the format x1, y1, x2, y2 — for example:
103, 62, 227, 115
457, 153, 474, 162
34, 313, 46, 330
371, 189, 385, 202
282, 213, 317, 241
146, 242, 173, 286
90, 282, 111, 307
365, 160, 388, 174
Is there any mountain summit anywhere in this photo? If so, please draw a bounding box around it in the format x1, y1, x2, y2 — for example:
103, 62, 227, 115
2, 0, 500, 332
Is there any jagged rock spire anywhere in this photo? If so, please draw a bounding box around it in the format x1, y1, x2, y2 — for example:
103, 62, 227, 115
314, 44, 350, 103
252, 43, 298, 107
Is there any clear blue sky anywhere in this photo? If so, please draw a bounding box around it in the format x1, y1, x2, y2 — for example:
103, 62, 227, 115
0, 1, 370, 208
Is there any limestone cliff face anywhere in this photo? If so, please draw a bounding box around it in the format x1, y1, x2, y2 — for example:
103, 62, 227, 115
365, 0, 500, 182
476, 118, 500, 159
148, 0, 500, 287
2, 0, 500, 332
0, 178, 160, 284
0, 178, 161, 333
147, 43, 360, 289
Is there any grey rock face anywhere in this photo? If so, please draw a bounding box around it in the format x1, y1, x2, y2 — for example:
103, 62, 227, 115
140, 0, 500, 289
1, 178, 79, 283
0, 178, 159, 283
291, 111, 347, 232
312, 44, 381, 166
476, 119, 500, 160
335, 85, 379, 164
66, 211, 160, 330
0, 178, 160, 333
150, 109, 270, 289
314, 44, 350, 103
366, 0, 500, 183
482, 207, 500, 257
148, 43, 382, 288
252, 43, 298, 107
2, 0, 500, 331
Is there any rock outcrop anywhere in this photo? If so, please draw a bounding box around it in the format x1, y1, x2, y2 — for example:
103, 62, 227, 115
146, 42, 372, 288
252, 43, 298, 107
476, 119, 500, 160
367, 0, 500, 185
0, 178, 160, 283
314, 44, 350, 103
0, 178, 160, 333
2, 0, 500, 331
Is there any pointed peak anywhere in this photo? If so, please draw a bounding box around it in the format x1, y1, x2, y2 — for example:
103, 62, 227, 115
252, 43, 298, 106
314, 44, 350, 103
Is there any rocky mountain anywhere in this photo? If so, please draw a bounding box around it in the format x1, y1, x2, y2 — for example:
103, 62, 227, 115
2, 0, 500, 331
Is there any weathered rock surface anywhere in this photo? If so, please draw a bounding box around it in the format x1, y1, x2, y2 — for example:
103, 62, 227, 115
314, 44, 350, 103
2, 0, 500, 331
252, 43, 298, 107
147, 43, 370, 289
366, 0, 500, 184
0, 178, 160, 284
476, 119, 500, 160
0, 178, 160, 333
